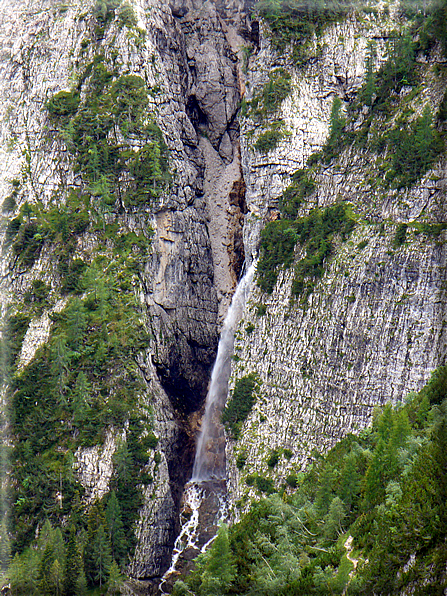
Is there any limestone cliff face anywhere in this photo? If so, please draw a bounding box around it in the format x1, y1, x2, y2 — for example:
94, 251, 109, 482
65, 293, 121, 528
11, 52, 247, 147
226, 7, 446, 510
1, 0, 446, 590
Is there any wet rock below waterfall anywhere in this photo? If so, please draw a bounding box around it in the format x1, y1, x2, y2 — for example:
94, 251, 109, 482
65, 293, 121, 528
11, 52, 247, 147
160, 479, 228, 594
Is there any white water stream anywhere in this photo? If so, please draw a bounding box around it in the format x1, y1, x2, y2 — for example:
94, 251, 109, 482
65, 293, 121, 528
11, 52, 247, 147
191, 263, 256, 481
159, 263, 255, 593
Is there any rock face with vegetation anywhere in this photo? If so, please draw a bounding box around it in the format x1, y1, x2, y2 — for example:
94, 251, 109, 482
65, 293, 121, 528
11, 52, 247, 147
225, 0, 447, 515
0, 0, 248, 591
0, 0, 446, 594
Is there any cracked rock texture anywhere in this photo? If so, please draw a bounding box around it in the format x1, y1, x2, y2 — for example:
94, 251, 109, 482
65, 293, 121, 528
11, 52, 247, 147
226, 7, 446, 511
0, 0, 248, 587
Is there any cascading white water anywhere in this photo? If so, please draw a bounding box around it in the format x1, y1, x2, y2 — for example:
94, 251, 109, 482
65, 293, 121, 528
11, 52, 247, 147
159, 264, 256, 593
191, 263, 256, 481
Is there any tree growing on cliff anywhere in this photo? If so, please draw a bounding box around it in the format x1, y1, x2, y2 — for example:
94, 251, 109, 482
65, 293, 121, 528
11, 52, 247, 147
198, 524, 235, 596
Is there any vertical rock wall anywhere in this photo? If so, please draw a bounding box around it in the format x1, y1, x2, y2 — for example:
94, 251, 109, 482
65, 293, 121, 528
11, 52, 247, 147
0, 0, 250, 588
226, 6, 447, 512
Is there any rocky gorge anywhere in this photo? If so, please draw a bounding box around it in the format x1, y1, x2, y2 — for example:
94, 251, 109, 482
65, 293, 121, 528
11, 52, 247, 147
0, 0, 445, 593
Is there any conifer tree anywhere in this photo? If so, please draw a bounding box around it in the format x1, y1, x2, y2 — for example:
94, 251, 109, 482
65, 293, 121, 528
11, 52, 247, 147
50, 334, 69, 406
199, 524, 235, 596
72, 372, 91, 426
84, 500, 107, 587
64, 525, 82, 596
93, 524, 112, 588
105, 491, 126, 567
107, 559, 123, 594
50, 559, 64, 596
38, 542, 56, 594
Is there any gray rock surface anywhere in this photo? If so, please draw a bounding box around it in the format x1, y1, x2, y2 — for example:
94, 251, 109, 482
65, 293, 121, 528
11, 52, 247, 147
0, 0, 249, 586
226, 5, 447, 512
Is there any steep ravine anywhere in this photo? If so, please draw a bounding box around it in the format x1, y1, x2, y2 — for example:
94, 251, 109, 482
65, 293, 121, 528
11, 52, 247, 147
0, 0, 251, 591
0, 0, 446, 593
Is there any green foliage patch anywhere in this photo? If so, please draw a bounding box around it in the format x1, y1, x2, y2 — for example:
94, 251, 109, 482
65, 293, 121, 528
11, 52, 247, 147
279, 168, 316, 219
255, 0, 351, 64
386, 106, 444, 188
340, 22, 446, 188
176, 366, 447, 595
254, 126, 286, 153
249, 69, 292, 119
257, 202, 355, 299
222, 373, 258, 439
47, 64, 169, 209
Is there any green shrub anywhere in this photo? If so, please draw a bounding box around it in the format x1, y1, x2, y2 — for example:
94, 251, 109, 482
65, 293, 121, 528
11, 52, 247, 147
256, 304, 267, 316
236, 452, 247, 470
117, 2, 137, 28
255, 476, 275, 494
2, 192, 17, 213
280, 169, 316, 219
60, 259, 87, 294
4, 312, 30, 369
267, 449, 280, 468
393, 223, 408, 246
5, 217, 22, 245
357, 240, 368, 250
418, 366, 447, 405
46, 90, 80, 119
12, 221, 44, 268
250, 69, 292, 119
257, 220, 297, 293
283, 448, 293, 460
222, 373, 258, 439
254, 127, 285, 153
24, 280, 50, 306
291, 203, 355, 301
286, 473, 298, 488
145, 433, 159, 449
245, 322, 255, 334
245, 474, 255, 486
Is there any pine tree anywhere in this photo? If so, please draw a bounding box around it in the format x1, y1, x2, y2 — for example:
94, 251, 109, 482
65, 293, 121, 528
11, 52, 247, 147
38, 542, 56, 595
93, 524, 112, 588
8, 549, 40, 595
75, 562, 88, 596
65, 298, 86, 351
64, 525, 82, 596
84, 500, 107, 587
324, 97, 346, 162
199, 524, 235, 596
105, 491, 126, 567
50, 333, 69, 406
72, 372, 91, 426
324, 496, 345, 540
107, 559, 123, 594
50, 559, 64, 596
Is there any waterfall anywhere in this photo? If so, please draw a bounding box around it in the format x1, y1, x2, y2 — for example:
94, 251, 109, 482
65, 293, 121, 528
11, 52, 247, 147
191, 262, 256, 482
160, 263, 256, 593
